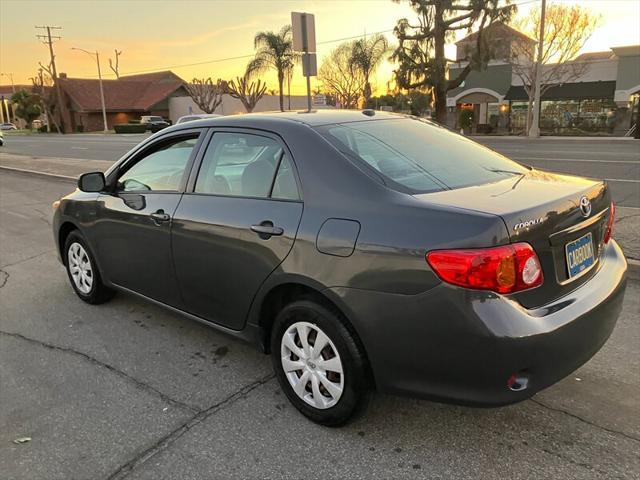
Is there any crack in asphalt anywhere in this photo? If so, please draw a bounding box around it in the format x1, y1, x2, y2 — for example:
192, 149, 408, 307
530, 398, 640, 443
0, 269, 8, 288
0, 250, 54, 270
0, 330, 200, 415
105, 372, 276, 480
538, 445, 613, 477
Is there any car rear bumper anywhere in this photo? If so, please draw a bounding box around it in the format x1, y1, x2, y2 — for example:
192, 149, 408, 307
328, 239, 627, 406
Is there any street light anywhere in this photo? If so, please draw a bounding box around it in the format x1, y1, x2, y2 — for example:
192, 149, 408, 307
71, 47, 108, 132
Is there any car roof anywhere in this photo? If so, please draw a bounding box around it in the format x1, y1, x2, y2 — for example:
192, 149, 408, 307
171, 109, 405, 130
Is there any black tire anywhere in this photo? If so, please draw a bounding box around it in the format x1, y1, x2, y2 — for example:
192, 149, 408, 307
63, 230, 115, 304
271, 298, 371, 426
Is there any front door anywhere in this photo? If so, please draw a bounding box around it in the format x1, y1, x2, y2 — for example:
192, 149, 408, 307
93, 131, 203, 307
172, 129, 303, 329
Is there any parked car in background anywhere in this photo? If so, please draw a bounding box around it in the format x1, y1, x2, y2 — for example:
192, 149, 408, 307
140, 116, 171, 133
52, 110, 627, 426
176, 113, 222, 124
0, 122, 17, 130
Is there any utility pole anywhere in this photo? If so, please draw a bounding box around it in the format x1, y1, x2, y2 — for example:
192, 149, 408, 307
528, 0, 546, 138
72, 47, 108, 132
36, 25, 69, 133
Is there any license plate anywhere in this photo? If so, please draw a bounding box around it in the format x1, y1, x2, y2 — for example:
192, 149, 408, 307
565, 232, 595, 279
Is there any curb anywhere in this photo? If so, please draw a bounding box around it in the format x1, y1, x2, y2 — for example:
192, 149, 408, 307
627, 258, 640, 282
0, 165, 76, 182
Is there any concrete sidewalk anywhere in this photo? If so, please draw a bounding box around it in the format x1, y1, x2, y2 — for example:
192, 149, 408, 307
0, 153, 112, 179
1, 151, 638, 277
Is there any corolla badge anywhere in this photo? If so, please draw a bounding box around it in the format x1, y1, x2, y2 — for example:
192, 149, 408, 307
579, 196, 592, 218
513, 217, 545, 231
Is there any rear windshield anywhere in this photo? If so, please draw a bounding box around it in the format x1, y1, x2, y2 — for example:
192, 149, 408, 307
317, 118, 528, 194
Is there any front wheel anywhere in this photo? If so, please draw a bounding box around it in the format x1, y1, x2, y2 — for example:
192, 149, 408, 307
64, 231, 115, 304
271, 299, 371, 426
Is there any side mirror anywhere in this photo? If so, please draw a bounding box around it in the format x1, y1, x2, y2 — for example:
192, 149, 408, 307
78, 172, 106, 192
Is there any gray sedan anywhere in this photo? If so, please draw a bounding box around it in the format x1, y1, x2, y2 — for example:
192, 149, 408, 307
52, 111, 627, 426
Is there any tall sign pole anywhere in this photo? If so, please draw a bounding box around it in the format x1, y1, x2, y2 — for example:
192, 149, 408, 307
292, 12, 317, 112
301, 14, 311, 112
529, 0, 546, 137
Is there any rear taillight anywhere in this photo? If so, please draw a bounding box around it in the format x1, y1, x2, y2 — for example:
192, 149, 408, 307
426, 242, 543, 294
604, 202, 615, 244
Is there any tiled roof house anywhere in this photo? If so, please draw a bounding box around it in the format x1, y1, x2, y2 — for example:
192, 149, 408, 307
58, 70, 188, 131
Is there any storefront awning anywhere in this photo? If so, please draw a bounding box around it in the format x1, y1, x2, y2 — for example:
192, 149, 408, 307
504, 81, 616, 101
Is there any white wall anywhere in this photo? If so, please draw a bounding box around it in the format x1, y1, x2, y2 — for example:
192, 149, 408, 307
511, 58, 618, 86
169, 94, 333, 123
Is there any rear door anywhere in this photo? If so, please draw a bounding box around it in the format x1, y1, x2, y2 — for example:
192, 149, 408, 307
171, 128, 303, 329
93, 129, 204, 307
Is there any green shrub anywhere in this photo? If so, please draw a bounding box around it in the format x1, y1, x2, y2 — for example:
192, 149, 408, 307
114, 123, 147, 134
76, 125, 85, 133
458, 109, 474, 130
128, 119, 141, 124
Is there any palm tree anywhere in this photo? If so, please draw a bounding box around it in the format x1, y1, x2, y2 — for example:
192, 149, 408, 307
248, 25, 296, 112
351, 34, 390, 106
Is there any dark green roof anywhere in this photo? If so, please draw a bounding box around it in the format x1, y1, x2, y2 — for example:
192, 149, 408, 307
504, 81, 616, 101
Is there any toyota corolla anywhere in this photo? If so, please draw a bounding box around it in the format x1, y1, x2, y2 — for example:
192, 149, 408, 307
52, 111, 627, 425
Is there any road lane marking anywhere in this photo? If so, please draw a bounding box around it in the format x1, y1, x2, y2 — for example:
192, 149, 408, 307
70, 147, 89, 150
5, 211, 30, 219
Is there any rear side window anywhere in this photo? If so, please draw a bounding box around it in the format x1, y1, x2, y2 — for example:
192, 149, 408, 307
195, 132, 299, 200
318, 118, 528, 193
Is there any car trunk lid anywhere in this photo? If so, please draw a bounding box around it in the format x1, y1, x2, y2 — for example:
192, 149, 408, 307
415, 169, 612, 308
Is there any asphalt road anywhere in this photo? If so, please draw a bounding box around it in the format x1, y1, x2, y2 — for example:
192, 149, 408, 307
1, 170, 639, 480
2, 132, 639, 207
1, 133, 148, 161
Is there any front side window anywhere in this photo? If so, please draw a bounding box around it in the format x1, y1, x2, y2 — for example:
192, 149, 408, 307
318, 118, 528, 194
118, 136, 199, 192
195, 132, 298, 199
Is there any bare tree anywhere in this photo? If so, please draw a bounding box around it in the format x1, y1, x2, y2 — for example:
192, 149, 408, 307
185, 78, 226, 114
109, 49, 123, 78
35, 61, 62, 132
319, 42, 366, 109
510, 4, 600, 130
228, 74, 267, 113
392, 0, 515, 122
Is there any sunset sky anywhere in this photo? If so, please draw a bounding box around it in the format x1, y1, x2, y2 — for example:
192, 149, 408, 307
1, 0, 639, 95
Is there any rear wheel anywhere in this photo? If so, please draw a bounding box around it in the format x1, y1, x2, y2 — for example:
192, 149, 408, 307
271, 299, 370, 426
64, 231, 114, 304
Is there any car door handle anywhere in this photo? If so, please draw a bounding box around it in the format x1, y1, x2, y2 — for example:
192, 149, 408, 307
251, 223, 284, 238
150, 210, 170, 224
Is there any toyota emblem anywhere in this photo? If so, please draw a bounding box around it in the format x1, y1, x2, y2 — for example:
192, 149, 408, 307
579, 196, 591, 218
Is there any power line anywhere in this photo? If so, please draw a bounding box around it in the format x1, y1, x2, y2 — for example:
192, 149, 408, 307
77, 0, 540, 79
81, 28, 397, 79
